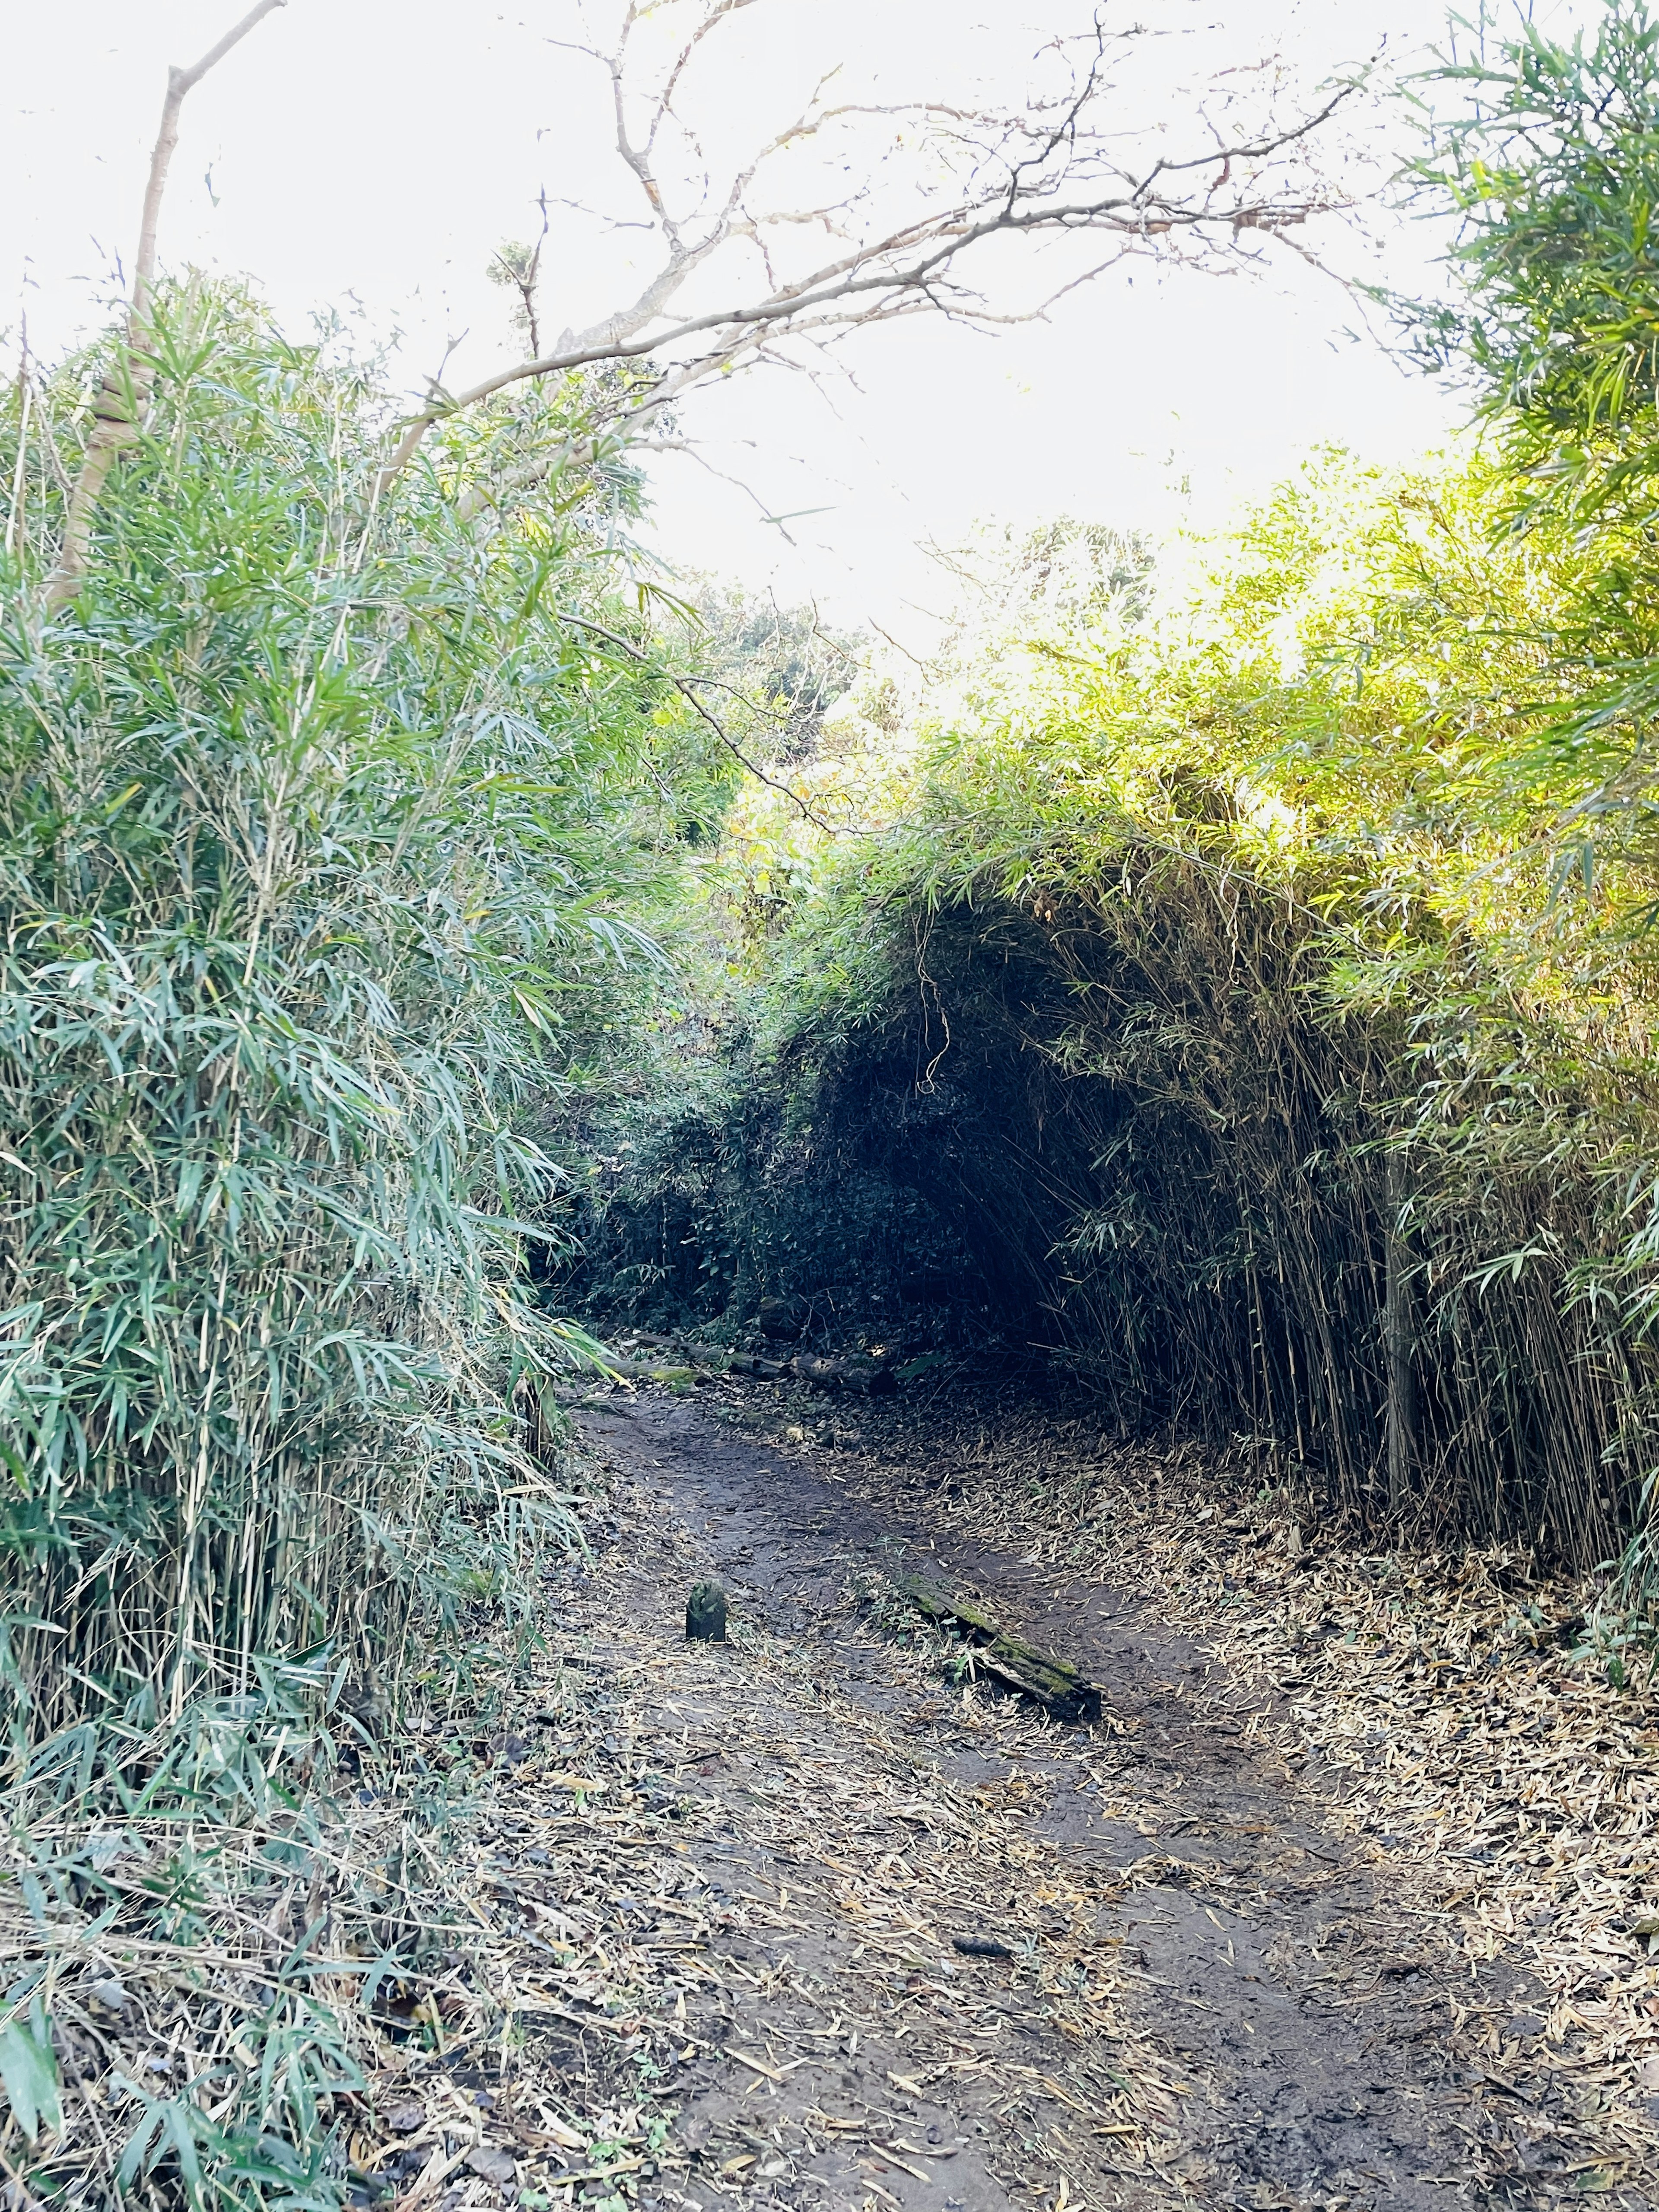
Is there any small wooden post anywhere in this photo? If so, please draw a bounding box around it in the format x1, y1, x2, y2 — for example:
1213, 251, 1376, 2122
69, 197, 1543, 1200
1384, 1150, 1416, 1519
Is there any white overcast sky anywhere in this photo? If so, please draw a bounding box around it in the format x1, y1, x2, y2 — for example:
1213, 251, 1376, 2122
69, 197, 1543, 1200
0, 0, 1590, 641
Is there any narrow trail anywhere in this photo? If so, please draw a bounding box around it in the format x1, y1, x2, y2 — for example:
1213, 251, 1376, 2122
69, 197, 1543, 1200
560, 1387, 1576, 2212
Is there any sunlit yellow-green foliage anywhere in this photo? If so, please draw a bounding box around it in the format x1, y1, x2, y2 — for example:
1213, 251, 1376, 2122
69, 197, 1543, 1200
576, 3, 1659, 1592
912, 456, 1615, 932
744, 451, 1634, 1027
620, 450, 1659, 1582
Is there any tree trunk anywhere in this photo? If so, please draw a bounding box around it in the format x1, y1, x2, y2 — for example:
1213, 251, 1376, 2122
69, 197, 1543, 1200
45, 1, 286, 609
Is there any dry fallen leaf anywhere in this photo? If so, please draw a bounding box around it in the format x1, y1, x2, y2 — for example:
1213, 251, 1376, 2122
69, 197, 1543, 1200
464, 2145, 516, 2185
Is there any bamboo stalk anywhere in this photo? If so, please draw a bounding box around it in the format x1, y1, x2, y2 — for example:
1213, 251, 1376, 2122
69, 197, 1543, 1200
1385, 1149, 1417, 1522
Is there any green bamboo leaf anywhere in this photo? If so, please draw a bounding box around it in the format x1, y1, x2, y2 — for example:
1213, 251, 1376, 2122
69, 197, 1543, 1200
0, 2003, 61, 2142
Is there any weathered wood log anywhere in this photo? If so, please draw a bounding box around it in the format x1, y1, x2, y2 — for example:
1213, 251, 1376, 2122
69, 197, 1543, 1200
665, 1341, 731, 1370
605, 1358, 703, 1385
894, 1573, 1102, 1724
612, 1336, 731, 1373
726, 1351, 788, 1379
793, 1352, 896, 1395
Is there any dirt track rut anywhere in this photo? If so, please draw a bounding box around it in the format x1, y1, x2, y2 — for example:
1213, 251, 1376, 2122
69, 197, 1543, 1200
568, 1389, 1583, 2212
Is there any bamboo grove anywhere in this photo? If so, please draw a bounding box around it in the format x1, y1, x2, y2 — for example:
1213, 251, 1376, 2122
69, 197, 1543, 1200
8, 0, 1659, 1813
578, 6, 1659, 1600
23, 10, 1659, 2208
0, 287, 733, 1752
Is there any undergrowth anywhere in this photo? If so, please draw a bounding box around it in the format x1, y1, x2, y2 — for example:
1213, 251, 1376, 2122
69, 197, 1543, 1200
0, 285, 723, 1742
0, 1580, 556, 2210
0, 285, 724, 2202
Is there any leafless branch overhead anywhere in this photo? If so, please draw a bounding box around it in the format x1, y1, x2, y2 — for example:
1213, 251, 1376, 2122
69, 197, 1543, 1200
377, 0, 1366, 499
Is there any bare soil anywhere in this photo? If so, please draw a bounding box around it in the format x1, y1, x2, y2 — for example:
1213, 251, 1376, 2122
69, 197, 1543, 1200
550, 1382, 1618, 2212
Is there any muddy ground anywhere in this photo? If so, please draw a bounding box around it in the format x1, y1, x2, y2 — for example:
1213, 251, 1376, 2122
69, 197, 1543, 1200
530, 1382, 1609, 2212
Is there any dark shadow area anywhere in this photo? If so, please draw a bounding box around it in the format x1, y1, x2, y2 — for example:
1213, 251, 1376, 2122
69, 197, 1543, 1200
562, 878, 1643, 1570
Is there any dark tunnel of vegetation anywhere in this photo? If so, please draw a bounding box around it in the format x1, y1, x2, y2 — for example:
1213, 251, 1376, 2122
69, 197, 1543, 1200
552, 0, 1659, 1594
569, 861, 1645, 1577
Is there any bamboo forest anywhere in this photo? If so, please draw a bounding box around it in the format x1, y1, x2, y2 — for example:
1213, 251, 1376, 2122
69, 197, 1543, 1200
12, 1, 1659, 2206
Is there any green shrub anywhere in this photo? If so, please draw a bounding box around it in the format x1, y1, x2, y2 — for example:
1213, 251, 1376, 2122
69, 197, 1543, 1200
0, 286, 694, 1742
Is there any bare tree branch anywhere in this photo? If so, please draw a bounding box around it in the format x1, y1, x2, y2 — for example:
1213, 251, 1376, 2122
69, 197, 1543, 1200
45, 0, 287, 611
379, 3, 1365, 504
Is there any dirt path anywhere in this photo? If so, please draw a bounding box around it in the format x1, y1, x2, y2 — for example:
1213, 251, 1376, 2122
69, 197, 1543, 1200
555, 1388, 1586, 2212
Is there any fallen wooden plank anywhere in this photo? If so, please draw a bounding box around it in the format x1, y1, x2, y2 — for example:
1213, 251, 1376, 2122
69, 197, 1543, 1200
894, 1573, 1103, 1725
609, 1337, 789, 1381
601, 1357, 704, 1385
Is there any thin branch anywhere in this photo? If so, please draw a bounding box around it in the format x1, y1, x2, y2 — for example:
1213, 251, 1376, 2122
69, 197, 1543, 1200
374, 0, 1359, 499
379, 197, 1340, 499
45, 0, 287, 611
653, 0, 762, 144
563, 613, 841, 833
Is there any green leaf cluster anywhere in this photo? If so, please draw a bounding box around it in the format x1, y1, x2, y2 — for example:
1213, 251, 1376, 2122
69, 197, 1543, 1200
582, 0, 1659, 1578
0, 283, 709, 1738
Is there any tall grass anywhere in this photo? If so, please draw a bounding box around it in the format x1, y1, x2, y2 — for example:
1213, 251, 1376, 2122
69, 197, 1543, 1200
0, 285, 688, 1745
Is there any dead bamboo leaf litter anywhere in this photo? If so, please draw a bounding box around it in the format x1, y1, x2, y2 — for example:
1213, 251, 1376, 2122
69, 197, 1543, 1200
575, 1382, 1622, 2209
15, 1363, 1659, 2208
0, 1617, 715, 2212
0, 1421, 1190, 2211
545, 1446, 1200, 2211
757, 1374, 1659, 2197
